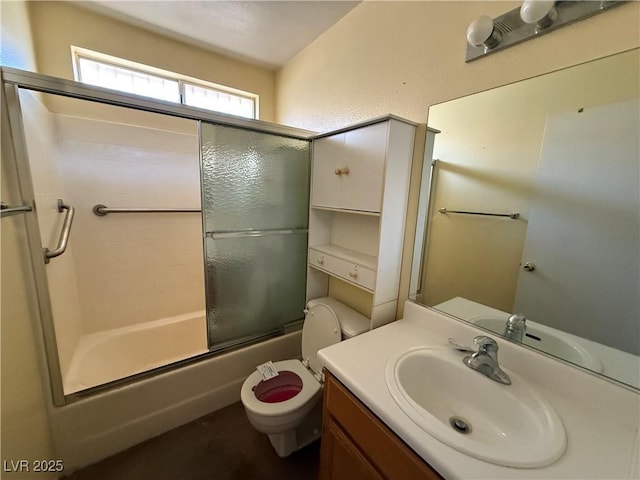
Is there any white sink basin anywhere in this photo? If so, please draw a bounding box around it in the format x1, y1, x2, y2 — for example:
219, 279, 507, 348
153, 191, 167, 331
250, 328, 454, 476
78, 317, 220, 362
470, 316, 603, 373
385, 347, 566, 468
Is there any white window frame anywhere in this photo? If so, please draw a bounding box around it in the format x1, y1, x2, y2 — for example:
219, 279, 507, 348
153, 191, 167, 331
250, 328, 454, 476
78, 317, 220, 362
71, 46, 259, 119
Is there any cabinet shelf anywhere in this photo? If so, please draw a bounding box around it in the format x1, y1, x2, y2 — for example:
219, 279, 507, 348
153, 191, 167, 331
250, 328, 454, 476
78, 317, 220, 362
311, 205, 381, 217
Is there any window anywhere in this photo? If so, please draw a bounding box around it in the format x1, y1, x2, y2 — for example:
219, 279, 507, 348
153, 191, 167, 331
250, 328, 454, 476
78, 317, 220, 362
76, 56, 181, 103
72, 47, 258, 119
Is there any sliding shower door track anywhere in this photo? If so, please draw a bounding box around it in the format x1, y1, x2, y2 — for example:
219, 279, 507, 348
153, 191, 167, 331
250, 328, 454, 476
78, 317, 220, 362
1, 67, 314, 140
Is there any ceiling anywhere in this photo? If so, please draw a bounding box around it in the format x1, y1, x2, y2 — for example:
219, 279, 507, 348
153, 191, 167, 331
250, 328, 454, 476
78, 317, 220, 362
83, 1, 360, 69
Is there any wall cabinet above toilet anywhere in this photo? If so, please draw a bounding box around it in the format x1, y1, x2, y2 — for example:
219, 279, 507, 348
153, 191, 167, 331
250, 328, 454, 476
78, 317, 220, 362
307, 116, 418, 329
311, 121, 388, 213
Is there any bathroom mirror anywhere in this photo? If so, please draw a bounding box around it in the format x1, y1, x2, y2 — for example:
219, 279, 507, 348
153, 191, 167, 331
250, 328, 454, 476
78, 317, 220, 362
411, 48, 639, 389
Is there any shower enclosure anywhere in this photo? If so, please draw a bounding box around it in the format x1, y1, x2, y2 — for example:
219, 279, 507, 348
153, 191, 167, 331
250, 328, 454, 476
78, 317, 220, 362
2, 67, 311, 405
201, 123, 310, 350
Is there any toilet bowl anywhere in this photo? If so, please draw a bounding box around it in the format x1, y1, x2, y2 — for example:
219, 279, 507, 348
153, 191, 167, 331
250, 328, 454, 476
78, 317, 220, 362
240, 297, 369, 457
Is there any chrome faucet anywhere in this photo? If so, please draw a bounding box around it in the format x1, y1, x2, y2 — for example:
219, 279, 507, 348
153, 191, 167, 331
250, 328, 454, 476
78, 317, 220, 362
463, 336, 511, 385
504, 313, 527, 342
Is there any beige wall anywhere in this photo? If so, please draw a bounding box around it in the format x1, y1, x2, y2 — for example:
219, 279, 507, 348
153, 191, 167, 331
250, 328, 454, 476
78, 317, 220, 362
0, 2, 57, 478
276, 0, 640, 316
1, 103, 58, 480
0, 171, 57, 480
27, 1, 277, 122
0, 1, 36, 70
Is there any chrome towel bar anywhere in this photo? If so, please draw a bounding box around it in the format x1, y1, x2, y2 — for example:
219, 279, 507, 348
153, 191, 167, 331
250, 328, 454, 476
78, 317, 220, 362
438, 207, 520, 220
44, 199, 75, 263
0, 201, 32, 218
93, 204, 201, 216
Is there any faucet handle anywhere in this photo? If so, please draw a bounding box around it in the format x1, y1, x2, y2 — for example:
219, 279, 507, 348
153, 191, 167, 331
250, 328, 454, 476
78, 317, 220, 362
448, 338, 475, 353
506, 313, 527, 327
473, 335, 498, 352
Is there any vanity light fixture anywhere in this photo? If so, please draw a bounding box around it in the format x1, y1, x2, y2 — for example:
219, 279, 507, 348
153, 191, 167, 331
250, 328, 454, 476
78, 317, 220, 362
466, 15, 502, 52
520, 0, 558, 31
465, 0, 625, 62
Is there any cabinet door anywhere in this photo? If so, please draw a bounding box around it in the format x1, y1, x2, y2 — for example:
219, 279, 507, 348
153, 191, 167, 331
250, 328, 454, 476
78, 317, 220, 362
312, 132, 345, 209
322, 372, 443, 480
320, 419, 385, 480
341, 122, 388, 212
312, 122, 389, 212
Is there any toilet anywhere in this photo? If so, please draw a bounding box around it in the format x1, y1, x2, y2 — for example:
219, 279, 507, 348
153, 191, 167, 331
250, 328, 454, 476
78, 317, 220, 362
240, 296, 369, 457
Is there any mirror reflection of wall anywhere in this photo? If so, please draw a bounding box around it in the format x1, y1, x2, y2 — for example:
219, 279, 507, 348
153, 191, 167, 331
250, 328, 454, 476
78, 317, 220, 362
413, 48, 639, 389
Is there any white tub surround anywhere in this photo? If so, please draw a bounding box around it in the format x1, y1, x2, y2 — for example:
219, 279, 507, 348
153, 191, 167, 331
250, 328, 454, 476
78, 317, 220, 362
318, 301, 640, 480
64, 311, 207, 394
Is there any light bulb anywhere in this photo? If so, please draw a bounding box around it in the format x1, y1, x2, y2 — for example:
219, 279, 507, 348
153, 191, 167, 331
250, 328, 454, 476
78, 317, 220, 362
520, 0, 557, 29
466, 15, 501, 49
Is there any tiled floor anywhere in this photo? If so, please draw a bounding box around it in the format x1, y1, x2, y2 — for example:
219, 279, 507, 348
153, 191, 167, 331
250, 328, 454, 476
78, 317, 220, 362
62, 402, 320, 480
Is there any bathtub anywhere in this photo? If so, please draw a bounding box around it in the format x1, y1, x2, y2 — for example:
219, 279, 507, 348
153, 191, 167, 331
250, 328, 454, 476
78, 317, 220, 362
63, 311, 208, 394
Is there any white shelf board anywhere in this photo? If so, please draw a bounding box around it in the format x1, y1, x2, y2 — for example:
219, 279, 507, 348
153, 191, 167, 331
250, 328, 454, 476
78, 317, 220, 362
311, 205, 381, 217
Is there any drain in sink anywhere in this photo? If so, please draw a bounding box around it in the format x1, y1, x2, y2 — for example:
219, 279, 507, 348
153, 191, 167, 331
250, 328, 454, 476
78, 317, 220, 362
449, 416, 471, 434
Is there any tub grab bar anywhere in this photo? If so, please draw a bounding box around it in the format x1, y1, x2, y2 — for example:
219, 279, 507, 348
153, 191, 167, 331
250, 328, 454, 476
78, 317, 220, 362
44, 199, 75, 263
92, 204, 201, 216
0, 201, 32, 218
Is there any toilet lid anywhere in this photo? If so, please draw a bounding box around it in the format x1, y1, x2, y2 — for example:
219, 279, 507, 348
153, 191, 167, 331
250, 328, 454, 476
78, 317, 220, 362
301, 303, 341, 375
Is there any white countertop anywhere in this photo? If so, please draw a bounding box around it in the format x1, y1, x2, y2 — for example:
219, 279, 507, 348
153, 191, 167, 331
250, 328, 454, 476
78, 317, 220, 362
318, 301, 640, 480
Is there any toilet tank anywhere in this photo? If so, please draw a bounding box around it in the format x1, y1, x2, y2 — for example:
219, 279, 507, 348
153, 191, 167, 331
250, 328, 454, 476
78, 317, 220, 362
306, 297, 370, 339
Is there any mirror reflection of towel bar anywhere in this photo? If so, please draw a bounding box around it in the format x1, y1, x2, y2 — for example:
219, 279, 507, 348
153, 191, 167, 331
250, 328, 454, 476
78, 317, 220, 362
438, 207, 519, 220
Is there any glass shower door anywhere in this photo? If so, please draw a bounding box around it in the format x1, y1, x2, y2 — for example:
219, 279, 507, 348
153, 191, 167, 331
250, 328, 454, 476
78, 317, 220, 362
200, 123, 310, 349
7, 86, 206, 397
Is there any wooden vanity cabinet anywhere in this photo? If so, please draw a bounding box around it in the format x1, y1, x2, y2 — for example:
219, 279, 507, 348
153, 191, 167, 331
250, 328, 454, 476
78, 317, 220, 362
319, 371, 443, 480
